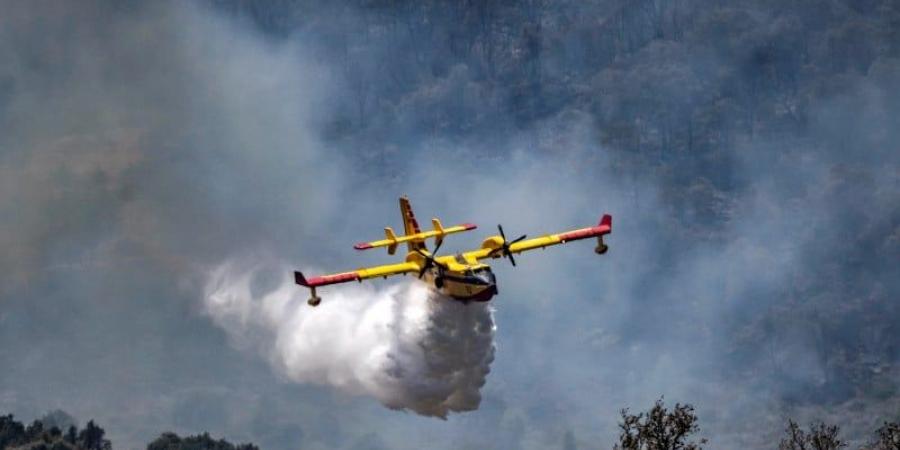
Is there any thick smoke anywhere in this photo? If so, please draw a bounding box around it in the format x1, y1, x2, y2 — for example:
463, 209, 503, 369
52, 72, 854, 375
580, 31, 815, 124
2, 0, 898, 449
203, 257, 495, 417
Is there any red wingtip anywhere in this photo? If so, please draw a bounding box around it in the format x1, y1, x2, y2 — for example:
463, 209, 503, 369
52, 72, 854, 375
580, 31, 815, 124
462, 223, 478, 230
600, 214, 612, 230
354, 242, 373, 250
294, 271, 309, 286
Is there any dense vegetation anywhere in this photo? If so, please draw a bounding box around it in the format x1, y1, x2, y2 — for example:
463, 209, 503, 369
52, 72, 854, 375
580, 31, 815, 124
5, 406, 899, 449
1, 413, 110, 450
0, 413, 257, 450
146, 432, 259, 450
610, 399, 900, 450
213, 0, 899, 160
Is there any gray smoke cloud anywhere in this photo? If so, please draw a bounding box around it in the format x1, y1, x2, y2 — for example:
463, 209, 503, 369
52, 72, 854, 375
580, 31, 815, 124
203, 257, 495, 418
0, 1, 350, 447
1, 1, 898, 449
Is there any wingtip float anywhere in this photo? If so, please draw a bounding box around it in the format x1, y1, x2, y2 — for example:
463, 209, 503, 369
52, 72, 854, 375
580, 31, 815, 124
294, 196, 612, 307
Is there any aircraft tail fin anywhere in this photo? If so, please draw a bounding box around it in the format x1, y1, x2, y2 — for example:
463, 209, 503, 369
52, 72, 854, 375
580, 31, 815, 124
400, 196, 425, 252
354, 197, 476, 253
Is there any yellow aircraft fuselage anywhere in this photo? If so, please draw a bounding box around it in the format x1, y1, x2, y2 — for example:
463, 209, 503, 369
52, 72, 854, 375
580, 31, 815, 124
414, 253, 497, 302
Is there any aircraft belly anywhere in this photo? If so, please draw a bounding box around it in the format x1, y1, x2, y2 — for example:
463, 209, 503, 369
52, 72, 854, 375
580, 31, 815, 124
440, 278, 495, 302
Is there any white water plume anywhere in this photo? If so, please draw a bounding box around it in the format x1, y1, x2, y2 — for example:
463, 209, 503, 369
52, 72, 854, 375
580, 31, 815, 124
203, 257, 496, 417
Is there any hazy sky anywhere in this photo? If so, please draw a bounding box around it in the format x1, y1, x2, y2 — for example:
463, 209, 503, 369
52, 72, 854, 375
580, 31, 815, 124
1, 1, 898, 449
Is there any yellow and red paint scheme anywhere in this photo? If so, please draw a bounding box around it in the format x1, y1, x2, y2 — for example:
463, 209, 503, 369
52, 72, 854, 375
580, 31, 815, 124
294, 196, 611, 306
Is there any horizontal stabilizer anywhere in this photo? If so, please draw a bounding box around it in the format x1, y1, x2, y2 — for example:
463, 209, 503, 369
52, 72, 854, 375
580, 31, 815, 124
354, 221, 477, 253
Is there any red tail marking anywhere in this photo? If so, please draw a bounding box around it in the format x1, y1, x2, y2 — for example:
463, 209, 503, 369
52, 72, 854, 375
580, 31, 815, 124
600, 214, 612, 231
558, 214, 612, 242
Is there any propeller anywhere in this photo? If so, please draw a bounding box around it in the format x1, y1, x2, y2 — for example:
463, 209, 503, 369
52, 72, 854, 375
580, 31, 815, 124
488, 224, 527, 266
415, 239, 449, 279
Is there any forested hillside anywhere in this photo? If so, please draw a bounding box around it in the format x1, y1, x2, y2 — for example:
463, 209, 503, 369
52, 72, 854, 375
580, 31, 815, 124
214, 0, 898, 162
0, 413, 256, 450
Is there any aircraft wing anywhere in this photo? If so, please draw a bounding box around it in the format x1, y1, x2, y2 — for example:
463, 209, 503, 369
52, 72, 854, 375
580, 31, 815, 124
464, 214, 612, 260
294, 261, 421, 288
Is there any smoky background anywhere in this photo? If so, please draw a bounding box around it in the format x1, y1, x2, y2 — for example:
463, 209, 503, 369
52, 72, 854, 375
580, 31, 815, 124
0, 0, 898, 449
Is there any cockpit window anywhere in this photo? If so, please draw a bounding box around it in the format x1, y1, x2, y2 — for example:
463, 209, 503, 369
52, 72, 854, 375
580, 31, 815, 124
455, 254, 467, 264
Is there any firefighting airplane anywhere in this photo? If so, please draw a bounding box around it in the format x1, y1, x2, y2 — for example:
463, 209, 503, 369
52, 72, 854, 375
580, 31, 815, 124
294, 196, 612, 306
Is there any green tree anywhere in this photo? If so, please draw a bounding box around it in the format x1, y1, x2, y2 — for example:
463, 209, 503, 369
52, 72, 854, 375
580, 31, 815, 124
77, 420, 111, 450
146, 431, 259, 450
866, 421, 900, 450
66, 425, 78, 444
613, 398, 706, 450
0, 414, 27, 448
778, 419, 846, 450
